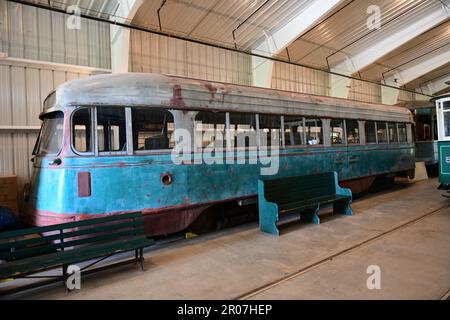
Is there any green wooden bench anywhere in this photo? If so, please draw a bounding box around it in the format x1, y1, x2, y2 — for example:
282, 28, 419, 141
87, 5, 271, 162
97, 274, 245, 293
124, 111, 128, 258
0, 212, 155, 294
258, 172, 352, 236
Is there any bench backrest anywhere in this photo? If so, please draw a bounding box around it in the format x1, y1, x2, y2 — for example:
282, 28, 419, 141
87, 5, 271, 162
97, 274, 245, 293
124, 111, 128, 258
261, 172, 337, 204
0, 212, 144, 262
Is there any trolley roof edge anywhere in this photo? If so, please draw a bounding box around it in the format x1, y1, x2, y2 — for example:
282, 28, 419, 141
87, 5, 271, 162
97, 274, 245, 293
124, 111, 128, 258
44, 73, 413, 123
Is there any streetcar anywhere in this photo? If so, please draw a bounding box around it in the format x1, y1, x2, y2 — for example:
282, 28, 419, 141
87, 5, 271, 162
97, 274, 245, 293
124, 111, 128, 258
433, 94, 450, 191
26, 73, 415, 236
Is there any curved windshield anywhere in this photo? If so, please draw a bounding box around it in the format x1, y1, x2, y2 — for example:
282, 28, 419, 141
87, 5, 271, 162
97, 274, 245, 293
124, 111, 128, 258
34, 112, 64, 155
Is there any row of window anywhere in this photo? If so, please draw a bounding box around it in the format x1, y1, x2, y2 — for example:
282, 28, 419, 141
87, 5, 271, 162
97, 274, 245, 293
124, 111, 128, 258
71, 107, 409, 154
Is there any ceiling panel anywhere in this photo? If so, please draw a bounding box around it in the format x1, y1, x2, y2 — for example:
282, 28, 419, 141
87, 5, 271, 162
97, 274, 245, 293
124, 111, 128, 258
133, 0, 317, 50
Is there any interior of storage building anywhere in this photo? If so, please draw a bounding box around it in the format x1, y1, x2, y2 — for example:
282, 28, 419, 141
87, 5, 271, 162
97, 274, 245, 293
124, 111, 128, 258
0, 0, 449, 300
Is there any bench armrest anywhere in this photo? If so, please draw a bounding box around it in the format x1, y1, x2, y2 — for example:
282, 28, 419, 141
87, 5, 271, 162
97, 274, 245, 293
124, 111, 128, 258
258, 180, 281, 236
333, 172, 352, 198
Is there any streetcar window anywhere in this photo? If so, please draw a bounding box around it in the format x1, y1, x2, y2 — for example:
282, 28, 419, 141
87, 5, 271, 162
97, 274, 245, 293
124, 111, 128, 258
132, 108, 174, 151
398, 123, 407, 143
195, 111, 226, 149
284, 116, 303, 146
388, 123, 398, 143
72, 108, 93, 153
365, 121, 376, 143
346, 120, 359, 144
34, 112, 64, 155
97, 107, 127, 152
305, 119, 322, 145
258, 114, 282, 148
443, 102, 450, 137
415, 109, 433, 141
330, 120, 344, 145
377, 122, 388, 143
228, 113, 257, 148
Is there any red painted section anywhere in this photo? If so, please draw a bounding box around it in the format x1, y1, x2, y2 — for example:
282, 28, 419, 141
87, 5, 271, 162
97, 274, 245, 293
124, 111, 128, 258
77, 172, 91, 197
205, 84, 217, 103
27, 203, 211, 236
340, 176, 376, 194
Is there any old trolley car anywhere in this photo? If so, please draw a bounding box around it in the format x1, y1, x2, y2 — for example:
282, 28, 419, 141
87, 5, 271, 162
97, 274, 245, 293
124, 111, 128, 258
27, 73, 415, 235
434, 94, 450, 190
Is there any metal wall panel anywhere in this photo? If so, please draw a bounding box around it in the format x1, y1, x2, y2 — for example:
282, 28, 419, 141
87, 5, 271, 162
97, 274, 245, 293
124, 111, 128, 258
7, 2, 24, 58
23, 5, 38, 60
271, 61, 330, 96
0, 2, 111, 69
398, 90, 415, 103
348, 79, 382, 104
37, 7, 52, 62
0, 1, 7, 53
129, 30, 252, 86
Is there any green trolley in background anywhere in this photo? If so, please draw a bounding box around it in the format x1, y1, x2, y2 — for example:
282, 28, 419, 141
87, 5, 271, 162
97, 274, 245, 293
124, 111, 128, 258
433, 94, 450, 190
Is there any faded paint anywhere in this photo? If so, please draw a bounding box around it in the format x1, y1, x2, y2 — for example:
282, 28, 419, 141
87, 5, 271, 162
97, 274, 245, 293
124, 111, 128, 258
27, 144, 415, 235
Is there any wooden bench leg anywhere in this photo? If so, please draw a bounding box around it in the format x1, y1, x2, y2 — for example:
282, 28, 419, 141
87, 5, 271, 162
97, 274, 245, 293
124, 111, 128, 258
333, 199, 352, 216
259, 202, 280, 236
300, 206, 320, 224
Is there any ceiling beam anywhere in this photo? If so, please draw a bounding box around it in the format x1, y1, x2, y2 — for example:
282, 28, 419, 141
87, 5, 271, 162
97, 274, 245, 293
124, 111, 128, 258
252, 0, 343, 87
385, 48, 450, 86
418, 73, 450, 95
331, 3, 450, 75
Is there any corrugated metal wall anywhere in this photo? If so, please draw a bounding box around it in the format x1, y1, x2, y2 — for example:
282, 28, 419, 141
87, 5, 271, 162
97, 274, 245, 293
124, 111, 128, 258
398, 89, 415, 103
0, 58, 107, 193
129, 30, 252, 86
0, 1, 111, 69
348, 79, 382, 104
271, 61, 330, 95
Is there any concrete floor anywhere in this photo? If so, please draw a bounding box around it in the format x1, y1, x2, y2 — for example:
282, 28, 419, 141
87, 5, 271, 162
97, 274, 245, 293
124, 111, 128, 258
3, 178, 450, 300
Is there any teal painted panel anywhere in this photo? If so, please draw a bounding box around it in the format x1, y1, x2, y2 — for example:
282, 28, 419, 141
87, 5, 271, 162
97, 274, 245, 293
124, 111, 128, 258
439, 141, 450, 185
28, 144, 415, 216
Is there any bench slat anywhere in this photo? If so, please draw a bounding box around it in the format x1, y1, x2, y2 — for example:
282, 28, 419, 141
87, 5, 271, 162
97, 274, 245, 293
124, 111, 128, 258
0, 228, 145, 261
0, 220, 144, 252
0, 212, 142, 241
279, 195, 349, 212
0, 237, 155, 279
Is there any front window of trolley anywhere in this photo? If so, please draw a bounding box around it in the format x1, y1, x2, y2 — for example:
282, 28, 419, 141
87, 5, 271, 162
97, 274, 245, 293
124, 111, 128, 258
33, 112, 65, 156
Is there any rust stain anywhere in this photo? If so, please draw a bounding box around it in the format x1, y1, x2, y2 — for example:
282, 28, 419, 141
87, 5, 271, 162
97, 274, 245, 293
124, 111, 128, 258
115, 161, 127, 168
170, 84, 186, 108
205, 84, 217, 103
